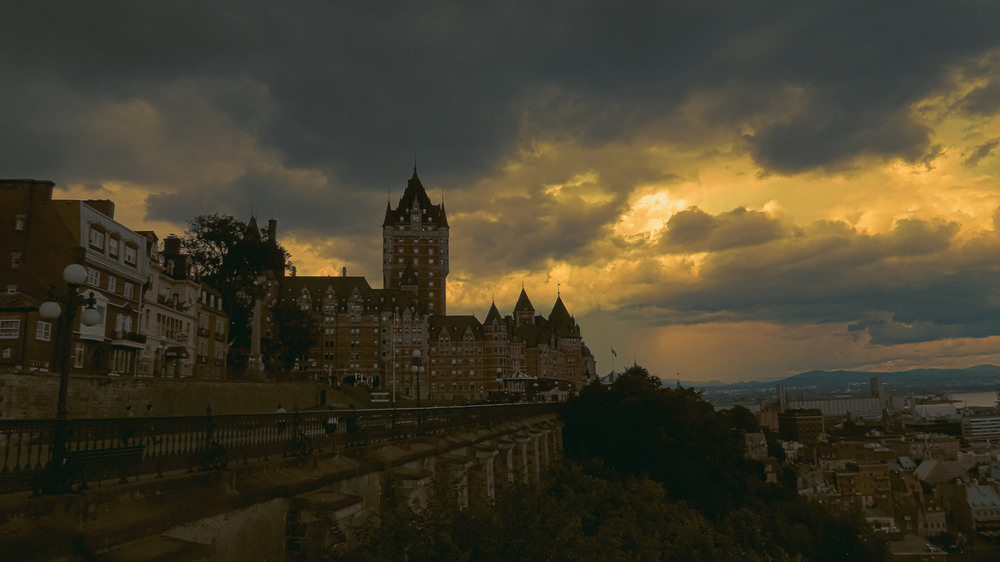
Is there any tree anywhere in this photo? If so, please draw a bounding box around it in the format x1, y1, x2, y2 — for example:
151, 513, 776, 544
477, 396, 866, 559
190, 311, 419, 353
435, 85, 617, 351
181, 213, 291, 374
180, 213, 246, 280
563, 363, 762, 517
262, 300, 319, 374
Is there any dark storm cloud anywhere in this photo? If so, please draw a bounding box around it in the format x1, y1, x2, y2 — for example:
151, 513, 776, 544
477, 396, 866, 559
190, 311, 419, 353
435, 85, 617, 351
963, 139, 1000, 169
4, 1, 1000, 210
660, 206, 789, 252
633, 214, 990, 345
956, 79, 1000, 117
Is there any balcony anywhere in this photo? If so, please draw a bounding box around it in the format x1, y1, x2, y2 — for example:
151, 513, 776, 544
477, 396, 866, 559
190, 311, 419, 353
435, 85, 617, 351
111, 330, 147, 349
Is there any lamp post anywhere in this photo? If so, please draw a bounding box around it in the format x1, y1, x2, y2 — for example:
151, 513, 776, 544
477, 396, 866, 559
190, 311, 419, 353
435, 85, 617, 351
496, 367, 503, 402
35, 264, 100, 495
411, 349, 423, 408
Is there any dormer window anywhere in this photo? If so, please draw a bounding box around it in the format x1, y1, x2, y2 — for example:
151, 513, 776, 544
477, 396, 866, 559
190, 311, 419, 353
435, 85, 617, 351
108, 236, 120, 258
123, 244, 137, 266
88, 225, 106, 250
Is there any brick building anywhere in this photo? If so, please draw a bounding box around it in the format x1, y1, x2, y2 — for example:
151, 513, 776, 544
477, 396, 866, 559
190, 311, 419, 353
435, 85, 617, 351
0, 179, 227, 378
0, 180, 148, 375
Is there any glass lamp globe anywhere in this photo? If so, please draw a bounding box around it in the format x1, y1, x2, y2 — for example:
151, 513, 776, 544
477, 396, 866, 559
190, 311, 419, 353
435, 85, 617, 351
80, 307, 101, 327
63, 264, 88, 285
412, 349, 420, 358
39, 301, 62, 319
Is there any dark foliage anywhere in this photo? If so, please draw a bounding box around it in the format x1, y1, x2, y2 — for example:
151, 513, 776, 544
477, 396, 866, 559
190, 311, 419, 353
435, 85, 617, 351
262, 300, 319, 374
181, 213, 290, 371
563, 364, 764, 517
338, 361, 888, 561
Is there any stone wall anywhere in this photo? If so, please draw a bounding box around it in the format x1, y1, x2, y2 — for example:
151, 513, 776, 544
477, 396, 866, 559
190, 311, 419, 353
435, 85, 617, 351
0, 372, 351, 418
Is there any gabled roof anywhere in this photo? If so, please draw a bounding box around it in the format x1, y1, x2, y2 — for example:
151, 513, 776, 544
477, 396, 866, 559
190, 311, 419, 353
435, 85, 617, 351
400, 264, 419, 287
429, 315, 483, 341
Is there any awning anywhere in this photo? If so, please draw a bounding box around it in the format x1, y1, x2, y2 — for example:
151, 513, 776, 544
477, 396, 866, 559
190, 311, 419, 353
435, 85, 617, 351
165, 346, 190, 359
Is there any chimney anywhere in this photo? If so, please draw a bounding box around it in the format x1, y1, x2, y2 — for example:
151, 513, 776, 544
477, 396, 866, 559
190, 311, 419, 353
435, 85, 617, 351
84, 199, 115, 218
341, 267, 347, 277
163, 234, 182, 256
267, 219, 277, 243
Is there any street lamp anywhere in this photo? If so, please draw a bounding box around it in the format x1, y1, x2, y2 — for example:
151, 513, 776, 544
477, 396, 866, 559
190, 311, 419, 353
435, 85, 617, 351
411, 349, 423, 408
35, 264, 100, 495
495, 367, 503, 402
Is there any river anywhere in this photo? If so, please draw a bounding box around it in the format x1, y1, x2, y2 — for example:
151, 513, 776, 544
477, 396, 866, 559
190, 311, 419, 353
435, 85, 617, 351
951, 391, 999, 408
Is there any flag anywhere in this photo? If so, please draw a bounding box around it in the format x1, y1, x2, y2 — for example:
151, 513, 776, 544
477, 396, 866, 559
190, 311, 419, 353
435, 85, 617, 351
611, 347, 617, 357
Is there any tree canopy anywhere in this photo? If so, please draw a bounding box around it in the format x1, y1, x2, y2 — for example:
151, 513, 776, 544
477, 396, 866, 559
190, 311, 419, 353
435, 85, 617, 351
181, 213, 291, 372
262, 300, 319, 374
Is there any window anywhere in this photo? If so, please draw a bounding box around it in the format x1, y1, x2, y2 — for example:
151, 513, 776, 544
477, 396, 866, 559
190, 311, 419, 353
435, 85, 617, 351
73, 343, 84, 368
0, 319, 19, 338
10, 253, 21, 268
123, 245, 137, 265
6, 285, 16, 294
108, 237, 120, 257
107, 276, 117, 293
123, 282, 134, 299
35, 321, 51, 341
14, 215, 25, 231
88, 226, 105, 249
87, 268, 100, 286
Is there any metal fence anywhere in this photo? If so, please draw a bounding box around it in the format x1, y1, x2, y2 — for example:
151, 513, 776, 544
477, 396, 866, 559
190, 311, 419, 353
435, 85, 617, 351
0, 403, 557, 496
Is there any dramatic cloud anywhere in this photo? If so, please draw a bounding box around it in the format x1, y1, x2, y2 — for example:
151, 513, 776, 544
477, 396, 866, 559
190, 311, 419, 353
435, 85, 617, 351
4, 1, 1000, 380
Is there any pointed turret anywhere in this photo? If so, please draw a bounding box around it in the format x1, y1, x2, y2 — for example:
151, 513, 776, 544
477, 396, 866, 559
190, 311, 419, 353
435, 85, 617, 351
243, 215, 261, 243
439, 201, 449, 228
485, 301, 502, 325
514, 288, 535, 328
514, 288, 534, 313
549, 295, 579, 338
382, 201, 394, 228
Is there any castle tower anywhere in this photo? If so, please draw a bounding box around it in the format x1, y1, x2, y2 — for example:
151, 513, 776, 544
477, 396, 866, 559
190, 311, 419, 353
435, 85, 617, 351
382, 168, 449, 314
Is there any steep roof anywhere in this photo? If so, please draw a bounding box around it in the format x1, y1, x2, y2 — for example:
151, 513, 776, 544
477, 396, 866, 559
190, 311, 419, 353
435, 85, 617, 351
484, 301, 502, 324
383, 169, 448, 228
514, 288, 534, 312
548, 295, 580, 338
400, 264, 419, 287
429, 315, 483, 341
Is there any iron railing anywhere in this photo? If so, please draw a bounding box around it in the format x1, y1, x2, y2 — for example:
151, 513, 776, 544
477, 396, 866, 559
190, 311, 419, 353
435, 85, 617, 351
0, 403, 557, 496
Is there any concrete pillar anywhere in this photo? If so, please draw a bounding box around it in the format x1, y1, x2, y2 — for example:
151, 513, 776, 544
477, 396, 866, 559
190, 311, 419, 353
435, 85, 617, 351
538, 428, 552, 472
442, 453, 474, 509
529, 431, 542, 484
286, 490, 364, 561
390, 467, 433, 512
514, 435, 531, 485
473, 445, 499, 501
496, 440, 515, 495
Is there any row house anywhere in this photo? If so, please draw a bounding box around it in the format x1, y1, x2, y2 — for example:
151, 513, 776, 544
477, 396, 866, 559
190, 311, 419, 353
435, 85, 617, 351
0, 179, 227, 379
196, 283, 228, 379
138, 233, 200, 377
0, 180, 147, 375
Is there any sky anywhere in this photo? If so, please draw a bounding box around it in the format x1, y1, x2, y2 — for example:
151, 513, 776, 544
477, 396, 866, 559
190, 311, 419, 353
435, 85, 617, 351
4, 1, 1000, 383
